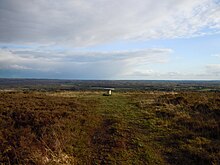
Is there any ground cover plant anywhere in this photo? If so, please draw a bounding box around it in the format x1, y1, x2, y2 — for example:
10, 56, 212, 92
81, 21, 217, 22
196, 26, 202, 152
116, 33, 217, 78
0, 91, 219, 164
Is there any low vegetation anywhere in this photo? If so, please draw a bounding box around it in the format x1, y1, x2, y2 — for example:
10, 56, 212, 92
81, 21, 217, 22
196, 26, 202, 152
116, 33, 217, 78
0, 91, 219, 164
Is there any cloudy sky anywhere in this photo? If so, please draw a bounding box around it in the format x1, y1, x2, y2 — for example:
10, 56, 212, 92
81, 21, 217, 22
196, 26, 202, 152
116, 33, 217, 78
0, 0, 220, 80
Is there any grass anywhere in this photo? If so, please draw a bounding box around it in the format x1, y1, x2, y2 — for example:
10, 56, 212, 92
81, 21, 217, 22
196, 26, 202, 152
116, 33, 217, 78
0, 91, 220, 164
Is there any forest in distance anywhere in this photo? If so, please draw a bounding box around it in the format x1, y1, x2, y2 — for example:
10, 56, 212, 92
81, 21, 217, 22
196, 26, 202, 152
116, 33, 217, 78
0, 78, 219, 92
0, 79, 220, 164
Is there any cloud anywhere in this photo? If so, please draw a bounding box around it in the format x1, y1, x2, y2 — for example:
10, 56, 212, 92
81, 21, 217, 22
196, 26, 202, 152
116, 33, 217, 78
0, 48, 172, 79
0, 0, 219, 80
124, 70, 186, 80
212, 54, 220, 57
9, 48, 172, 63
1, 47, 219, 80
124, 66, 220, 80
206, 64, 220, 75
0, 0, 220, 46
9, 64, 32, 70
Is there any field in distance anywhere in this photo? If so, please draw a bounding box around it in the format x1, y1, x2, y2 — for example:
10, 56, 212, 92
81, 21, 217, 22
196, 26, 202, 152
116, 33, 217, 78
0, 78, 220, 91
0, 90, 220, 164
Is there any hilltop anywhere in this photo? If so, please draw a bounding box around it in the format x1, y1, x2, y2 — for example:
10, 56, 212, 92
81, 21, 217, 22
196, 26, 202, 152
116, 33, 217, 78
0, 90, 219, 164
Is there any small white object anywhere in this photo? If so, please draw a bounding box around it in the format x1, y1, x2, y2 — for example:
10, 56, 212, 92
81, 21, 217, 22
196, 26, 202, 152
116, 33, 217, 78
108, 89, 112, 95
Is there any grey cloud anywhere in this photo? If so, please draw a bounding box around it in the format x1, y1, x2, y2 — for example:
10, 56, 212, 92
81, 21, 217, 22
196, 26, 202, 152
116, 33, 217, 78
8, 48, 172, 63
1, 47, 219, 80
0, 0, 220, 46
0, 48, 172, 79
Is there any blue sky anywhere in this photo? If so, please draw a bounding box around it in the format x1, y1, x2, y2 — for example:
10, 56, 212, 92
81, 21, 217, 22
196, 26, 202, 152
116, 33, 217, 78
0, 0, 220, 80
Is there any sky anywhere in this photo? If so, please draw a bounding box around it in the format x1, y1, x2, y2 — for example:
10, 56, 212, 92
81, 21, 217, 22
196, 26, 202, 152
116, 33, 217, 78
0, 0, 220, 80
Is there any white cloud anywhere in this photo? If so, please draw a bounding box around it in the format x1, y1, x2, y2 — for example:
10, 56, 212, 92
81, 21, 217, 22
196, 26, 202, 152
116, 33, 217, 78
0, 49, 57, 72
9, 64, 32, 70
1, 48, 220, 80
206, 64, 220, 75
0, 0, 220, 46
123, 66, 220, 80
0, 48, 172, 79
212, 54, 220, 57
1, 0, 220, 80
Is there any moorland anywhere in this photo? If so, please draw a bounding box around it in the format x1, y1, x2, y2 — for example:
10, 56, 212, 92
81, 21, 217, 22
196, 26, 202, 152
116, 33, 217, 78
0, 79, 220, 164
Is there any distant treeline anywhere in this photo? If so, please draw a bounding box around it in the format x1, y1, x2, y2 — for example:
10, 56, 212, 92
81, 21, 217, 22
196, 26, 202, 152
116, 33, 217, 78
0, 78, 219, 91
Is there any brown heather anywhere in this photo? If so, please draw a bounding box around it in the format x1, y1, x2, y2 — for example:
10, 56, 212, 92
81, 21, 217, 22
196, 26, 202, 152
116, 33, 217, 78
0, 91, 220, 164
